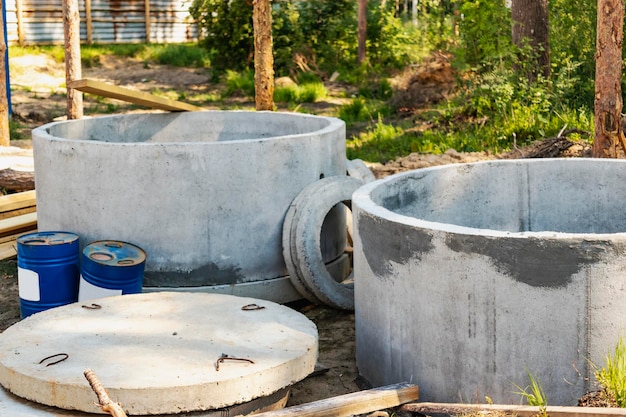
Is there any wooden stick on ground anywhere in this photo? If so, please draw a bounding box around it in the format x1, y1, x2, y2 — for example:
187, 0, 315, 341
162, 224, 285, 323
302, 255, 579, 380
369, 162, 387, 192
83, 368, 128, 417
400, 402, 626, 417
235, 382, 419, 417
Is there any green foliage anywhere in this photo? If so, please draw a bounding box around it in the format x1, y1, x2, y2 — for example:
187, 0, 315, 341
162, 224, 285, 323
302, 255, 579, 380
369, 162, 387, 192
191, 0, 417, 76
189, 0, 254, 71
358, 78, 393, 100
339, 98, 371, 124
224, 70, 255, 98
455, 0, 514, 71
549, 0, 596, 108
596, 337, 626, 407
365, 1, 411, 69
347, 116, 415, 162
274, 81, 326, 103
274, 86, 300, 103
512, 369, 548, 409
298, 82, 326, 103
9, 119, 26, 140
147, 44, 210, 67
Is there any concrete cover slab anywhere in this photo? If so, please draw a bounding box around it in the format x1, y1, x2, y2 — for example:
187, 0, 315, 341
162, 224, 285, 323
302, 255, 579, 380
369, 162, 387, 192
0, 292, 318, 415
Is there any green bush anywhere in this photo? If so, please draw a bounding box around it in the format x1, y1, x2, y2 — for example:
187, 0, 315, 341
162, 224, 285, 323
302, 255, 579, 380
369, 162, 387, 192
224, 70, 255, 98
274, 86, 299, 103
189, 0, 254, 71
455, 0, 514, 71
191, 0, 418, 76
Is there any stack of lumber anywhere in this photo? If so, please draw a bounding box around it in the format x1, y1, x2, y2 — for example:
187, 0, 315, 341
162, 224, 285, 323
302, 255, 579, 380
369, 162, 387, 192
0, 190, 37, 260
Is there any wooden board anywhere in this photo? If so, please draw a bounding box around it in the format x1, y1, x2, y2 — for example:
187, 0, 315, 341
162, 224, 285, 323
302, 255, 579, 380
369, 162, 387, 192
0, 190, 36, 220
235, 383, 419, 417
0, 212, 37, 238
0, 191, 38, 259
400, 402, 626, 417
68, 79, 203, 112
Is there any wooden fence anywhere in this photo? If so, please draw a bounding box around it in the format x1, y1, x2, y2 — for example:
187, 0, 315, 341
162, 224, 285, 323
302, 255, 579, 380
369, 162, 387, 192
4, 0, 198, 45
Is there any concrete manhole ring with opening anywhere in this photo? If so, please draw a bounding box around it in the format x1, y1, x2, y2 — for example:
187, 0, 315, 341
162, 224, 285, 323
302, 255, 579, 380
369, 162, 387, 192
283, 176, 364, 310
0, 292, 318, 415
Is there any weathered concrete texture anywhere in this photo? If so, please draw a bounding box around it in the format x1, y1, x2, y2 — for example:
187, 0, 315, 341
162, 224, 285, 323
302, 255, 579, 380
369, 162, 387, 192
0, 292, 318, 415
32, 111, 346, 301
353, 159, 626, 406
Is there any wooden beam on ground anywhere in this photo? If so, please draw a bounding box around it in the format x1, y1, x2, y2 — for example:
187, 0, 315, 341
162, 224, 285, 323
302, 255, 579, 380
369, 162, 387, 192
69, 79, 203, 112
0, 189, 36, 219
400, 402, 626, 417
235, 383, 419, 417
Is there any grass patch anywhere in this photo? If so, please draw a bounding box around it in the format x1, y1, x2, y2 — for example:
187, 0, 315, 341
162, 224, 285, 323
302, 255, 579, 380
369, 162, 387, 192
274, 82, 327, 104
224, 70, 255, 98
10, 43, 209, 68
513, 369, 548, 408
596, 337, 626, 407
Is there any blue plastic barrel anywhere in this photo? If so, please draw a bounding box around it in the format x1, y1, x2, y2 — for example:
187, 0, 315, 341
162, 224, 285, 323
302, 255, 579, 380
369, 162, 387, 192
78, 240, 146, 302
17, 231, 80, 318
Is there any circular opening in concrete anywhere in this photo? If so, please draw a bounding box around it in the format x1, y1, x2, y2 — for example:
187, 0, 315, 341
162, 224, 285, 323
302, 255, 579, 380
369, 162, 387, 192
365, 158, 626, 235
42, 111, 338, 144
353, 158, 626, 406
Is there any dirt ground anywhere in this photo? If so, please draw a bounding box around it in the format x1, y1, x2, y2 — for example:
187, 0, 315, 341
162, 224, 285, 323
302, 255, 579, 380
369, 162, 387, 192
0, 53, 595, 415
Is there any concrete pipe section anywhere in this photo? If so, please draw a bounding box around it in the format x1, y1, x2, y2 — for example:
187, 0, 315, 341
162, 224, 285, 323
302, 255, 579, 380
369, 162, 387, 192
32, 111, 348, 303
0, 292, 317, 415
353, 158, 626, 406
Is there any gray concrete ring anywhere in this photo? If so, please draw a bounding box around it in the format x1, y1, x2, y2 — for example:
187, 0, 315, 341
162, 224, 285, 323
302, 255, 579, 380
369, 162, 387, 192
292, 176, 364, 310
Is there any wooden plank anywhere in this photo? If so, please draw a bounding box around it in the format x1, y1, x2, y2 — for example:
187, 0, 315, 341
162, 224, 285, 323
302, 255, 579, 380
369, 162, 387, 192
0, 239, 18, 260
68, 79, 203, 112
0, 190, 36, 213
0, 206, 36, 220
235, 383, 419, 417
0, 231, 37, 260
400, 402, 626, 417
0, 230, 34, 245
0, 212, 37, 237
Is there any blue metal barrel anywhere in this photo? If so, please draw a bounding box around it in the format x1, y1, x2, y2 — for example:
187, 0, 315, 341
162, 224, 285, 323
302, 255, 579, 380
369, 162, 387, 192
17, 231, 80, 318
78, 240, 146, 302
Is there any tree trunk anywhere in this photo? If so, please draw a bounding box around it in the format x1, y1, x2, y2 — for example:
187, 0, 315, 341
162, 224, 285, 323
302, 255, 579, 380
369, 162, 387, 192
0, 2, 9, 147
358, 0, 367, 64
511, 0, 550, 80
593, 0, 624, 158
252, 0, 274, 111
63, 0, 83, 119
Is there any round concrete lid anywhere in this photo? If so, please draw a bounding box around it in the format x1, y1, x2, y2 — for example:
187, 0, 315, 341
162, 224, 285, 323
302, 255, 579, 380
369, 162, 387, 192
0, 292, 318, 415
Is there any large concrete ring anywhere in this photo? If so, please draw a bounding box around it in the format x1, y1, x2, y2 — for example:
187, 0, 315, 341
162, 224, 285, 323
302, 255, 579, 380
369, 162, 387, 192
283, 176, 364, 310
